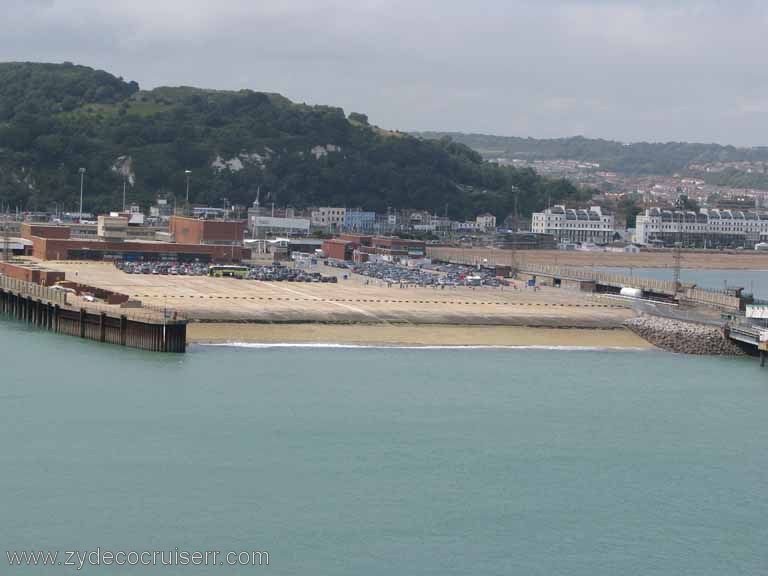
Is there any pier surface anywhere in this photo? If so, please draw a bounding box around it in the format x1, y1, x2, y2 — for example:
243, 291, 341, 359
428, 247, 768, 270
49, 261, 636, 328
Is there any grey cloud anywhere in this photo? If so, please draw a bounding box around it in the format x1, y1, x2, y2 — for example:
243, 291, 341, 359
1, 0, 767, 145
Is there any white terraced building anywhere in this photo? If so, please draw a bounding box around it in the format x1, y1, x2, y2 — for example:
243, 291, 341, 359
530, 205, 615, 244
635, 208, 768, 248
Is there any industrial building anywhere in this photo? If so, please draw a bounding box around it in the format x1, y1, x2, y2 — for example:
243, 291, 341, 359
635, 208, 768, 248
247, 205, 310, 238
169, 216, 246, 246
322, 234, 426, 263
21, 223, 250, 262
0, 260, 65, 286
97, 215, 129, 242
0, 236, 32, 257
249, 215, 311, 237
531, 205, 616, 244
322, 238, 356, 261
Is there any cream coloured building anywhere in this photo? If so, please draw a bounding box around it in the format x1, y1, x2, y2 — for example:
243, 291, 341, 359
635, 207, 768, 248
475, 213, 497, 232
531, 205, 615, 244
310, 207, 346, 230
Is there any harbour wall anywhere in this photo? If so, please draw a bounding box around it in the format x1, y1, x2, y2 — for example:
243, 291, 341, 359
0, 276, 186, 353
624, 315, 746, 356
0, 261, 65, 286
428, 249, 746, 312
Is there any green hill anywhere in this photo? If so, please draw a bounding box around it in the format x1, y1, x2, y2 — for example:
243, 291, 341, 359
418, 132, 768, 185
0, 62, 588, 219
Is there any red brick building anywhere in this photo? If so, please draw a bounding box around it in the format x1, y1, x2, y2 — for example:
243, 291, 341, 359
322, 234, 426, 262
170, 216, 246, 245
321, 238, 354, 261
22, 224, 250, 262
0, 261, 65, 286
20, 223, 72, 240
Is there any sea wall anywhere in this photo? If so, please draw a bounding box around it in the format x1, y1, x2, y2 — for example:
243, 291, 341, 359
0, 262, 65, 286
0, 275, 187, 353
625, 315, 746, 356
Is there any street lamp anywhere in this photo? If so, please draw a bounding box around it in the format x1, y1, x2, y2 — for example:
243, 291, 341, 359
185, 170, 191, 203
122, 175, 128, 212
78, 167, 86, 222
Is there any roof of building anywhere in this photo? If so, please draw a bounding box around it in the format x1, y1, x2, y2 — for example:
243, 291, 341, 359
323, 238, 353, 245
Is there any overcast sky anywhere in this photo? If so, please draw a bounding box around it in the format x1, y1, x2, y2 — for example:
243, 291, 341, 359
3, 0, 767, 146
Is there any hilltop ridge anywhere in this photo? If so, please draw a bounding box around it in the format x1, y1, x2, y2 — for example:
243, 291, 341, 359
418, 131, 768, 189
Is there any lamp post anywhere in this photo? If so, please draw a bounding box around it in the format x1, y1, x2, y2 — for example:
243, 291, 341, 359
78, 167, 86, 222
185, 170, 191, 204
122, 175, 127, 212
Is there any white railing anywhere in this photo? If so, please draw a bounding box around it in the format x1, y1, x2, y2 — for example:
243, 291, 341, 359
0, 275, 67, 305
0, 274, 185, 323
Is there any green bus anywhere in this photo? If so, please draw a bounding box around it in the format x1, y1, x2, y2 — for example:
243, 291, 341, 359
209, 265, 249, 278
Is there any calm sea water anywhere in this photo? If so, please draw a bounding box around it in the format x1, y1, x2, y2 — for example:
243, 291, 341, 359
595, 267, 768, 299
1, 321, 767, 575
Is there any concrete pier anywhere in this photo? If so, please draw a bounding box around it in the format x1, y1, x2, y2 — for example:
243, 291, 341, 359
0, 276, 186, 353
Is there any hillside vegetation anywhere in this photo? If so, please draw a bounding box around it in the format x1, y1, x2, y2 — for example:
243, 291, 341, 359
0, 62, 589, 219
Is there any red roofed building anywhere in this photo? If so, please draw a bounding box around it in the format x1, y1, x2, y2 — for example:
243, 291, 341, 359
169, 216, 246, 245
21, 224, 250, 262
322, 234, 425, 262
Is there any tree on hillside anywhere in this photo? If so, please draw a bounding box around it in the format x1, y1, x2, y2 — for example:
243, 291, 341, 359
348, 112, 369, 125
675, 194, 699, 211
617, 196, 642, 228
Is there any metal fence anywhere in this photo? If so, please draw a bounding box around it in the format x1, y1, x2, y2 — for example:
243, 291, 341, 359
516, 264, 743, 310
630, 300, 726, 327
0, 275, 67, 305
0, 274, 185, 323
78, 301, 171, 323
427, 249, 743, 309
515, 263, 677, 294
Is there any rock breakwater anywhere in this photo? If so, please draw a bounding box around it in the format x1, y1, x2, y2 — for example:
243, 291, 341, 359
625, 315, 746, 356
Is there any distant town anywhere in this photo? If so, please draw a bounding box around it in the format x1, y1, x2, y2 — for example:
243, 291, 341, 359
3, 183, 768, 269
494, 155, 768, 245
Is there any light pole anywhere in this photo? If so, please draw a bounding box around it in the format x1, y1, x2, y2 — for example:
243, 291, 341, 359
122, 175, 127, 212
185, 170, 191, 204
78, 167, 86, 222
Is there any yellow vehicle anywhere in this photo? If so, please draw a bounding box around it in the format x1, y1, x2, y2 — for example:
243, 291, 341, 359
208, 265, 249, 278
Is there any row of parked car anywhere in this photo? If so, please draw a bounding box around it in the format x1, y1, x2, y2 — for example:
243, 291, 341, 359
247, 265, 337, 283
116, 262, 210, 276
114, 261, 338, 283
326, 259, 508, 287
113, 259, 506, 287
421, 262, 510, 287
